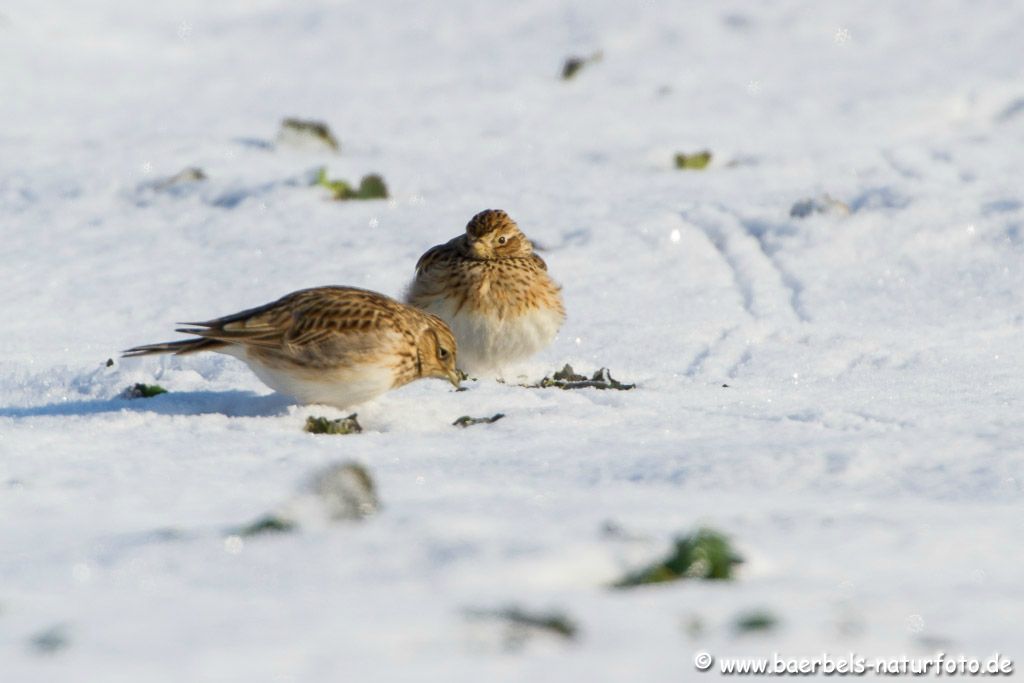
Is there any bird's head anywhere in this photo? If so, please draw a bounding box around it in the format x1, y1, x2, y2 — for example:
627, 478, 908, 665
418, 315, 460, 388
463, 209, 533, 260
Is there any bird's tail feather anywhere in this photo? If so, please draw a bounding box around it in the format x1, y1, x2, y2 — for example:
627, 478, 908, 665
122, 337, 227, 357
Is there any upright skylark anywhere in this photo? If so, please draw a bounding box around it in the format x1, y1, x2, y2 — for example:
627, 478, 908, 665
124, 286, 460, 408
405, 209, 565, 375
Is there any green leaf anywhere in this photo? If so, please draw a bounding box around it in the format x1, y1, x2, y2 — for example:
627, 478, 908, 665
314, 169, 388, 200
355, 174, 388, 199
613, 528, 743, 588
674, 150, 713, 170
119, 383, 168, 399
734, 609, 779, 634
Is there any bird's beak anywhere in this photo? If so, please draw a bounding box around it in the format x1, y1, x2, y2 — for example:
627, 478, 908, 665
447, 370, 462, 388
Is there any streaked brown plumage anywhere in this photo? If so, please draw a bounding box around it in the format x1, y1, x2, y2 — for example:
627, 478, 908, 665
124, 286, 460, 408
405, 209, 565, 375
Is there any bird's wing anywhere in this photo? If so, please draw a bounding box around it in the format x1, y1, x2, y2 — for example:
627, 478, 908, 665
414, 236, 463, 274
177, 287, 405, 362
407, 238, 466, 304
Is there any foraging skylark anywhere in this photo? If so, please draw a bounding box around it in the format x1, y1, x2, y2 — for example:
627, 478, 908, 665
124, 286, 460, 408
406, 209, 565, 375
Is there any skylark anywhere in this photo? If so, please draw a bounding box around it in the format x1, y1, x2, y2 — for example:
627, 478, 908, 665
405, 209, 565, 376
124, 286, 460, 408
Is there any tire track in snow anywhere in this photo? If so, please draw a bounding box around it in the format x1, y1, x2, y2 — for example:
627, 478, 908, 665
696, 218, 756, 317
743, 219, 811, 323
680, 206, 807, 379
686, 206, 806, 325
685, 325, 736, 377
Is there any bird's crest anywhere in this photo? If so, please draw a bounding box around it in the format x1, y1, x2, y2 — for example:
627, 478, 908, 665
466, 209, 516, 238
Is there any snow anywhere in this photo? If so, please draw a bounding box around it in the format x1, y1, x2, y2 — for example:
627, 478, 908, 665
2, 0, 1024, 679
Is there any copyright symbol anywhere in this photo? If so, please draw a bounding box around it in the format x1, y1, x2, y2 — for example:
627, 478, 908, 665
694, 651, 714, 671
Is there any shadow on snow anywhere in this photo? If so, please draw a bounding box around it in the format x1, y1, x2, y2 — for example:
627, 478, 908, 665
0, 391, 293, 419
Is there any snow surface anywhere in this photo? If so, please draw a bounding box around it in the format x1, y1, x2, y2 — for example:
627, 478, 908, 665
2, 0, 1024, 680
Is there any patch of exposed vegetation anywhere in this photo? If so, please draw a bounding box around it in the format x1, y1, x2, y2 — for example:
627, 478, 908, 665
353, 173, 388, 199
119, 383, 168, 399
453, 413, 505, 428
612, 528, 743, 588
465, 606, 578, 651
790, 193, 850, 218
561, 51, 603, 80
674, 150, 713, 170
231, 462, 379, 537
277, 118, 340, 152
314, 167, 389, 200
304, 414, 363, 435
733, 609, 779, 634
528, 364, 635, 390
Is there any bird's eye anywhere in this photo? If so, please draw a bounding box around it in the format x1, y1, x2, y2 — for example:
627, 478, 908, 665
497, 236, 507, 245
438, 347, 449, 360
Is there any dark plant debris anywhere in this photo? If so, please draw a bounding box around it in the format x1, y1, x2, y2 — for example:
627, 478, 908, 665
733, 609, 779, 634
552, 365, 586, 382
453, 413, 505, 428
613, 528, 743, 588
105, 358, 114, 367
277, 118, 340, 152
236, 514, 297, 537
465, 606, 578, 649
155, 166, 207, 190
30, 624, 70, 655
119, 383, 168, 399
600, 520, 649, 541
790, 193, 850, 218
562, 51, 603, 80
683, 615, 706, 639
562, 57, 585, 80
674, 150, 713, 170
314, 167, 389, 200
528, 364, 635, 390
601, 520, 628, 539
231, 462, 378, 536
453, 368, 473, 391
305, 414, 363, 435
312, 462, 379, 520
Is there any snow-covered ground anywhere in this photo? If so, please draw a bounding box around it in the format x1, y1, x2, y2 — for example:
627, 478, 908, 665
2, 0, 1023, 680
